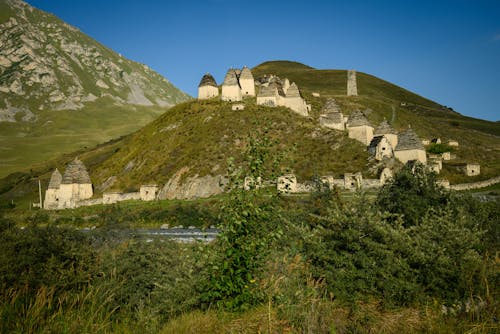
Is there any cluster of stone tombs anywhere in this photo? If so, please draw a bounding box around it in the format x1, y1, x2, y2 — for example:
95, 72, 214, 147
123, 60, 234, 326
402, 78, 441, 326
44, 158, 159, 210
198, 66, 310, 116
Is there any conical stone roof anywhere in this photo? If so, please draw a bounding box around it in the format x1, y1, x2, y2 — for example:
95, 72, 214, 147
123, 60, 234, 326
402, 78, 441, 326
48, 168, 62, 189
239, 66, 254, 80
374, 119, 397, 135
198, 73, 217, 87
395, 128, 424, 151
61, 158, 91, 184
222, 69, 239, 86
347, 110, 370, 127
321, 99, 341, 113
286, 82, 301, 97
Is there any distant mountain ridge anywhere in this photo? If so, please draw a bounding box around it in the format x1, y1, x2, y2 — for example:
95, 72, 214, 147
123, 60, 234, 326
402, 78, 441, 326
0, 0, 189, 121
0, 0, 190, 177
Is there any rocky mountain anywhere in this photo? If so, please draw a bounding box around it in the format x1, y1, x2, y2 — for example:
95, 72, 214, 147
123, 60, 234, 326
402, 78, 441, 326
0, 0, 190, 177
0, 0, 188, 120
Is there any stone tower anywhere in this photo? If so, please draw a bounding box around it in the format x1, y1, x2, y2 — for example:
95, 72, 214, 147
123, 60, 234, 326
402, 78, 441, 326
394, 127, 427, 164
44, 168, 62, 209
374, 119, 398, 149
284, 82, 309, 116
347, 110, 373, 145
58, 158, 93, 208
238, 66, 255, 97
347, 70, 358, 96
221, 69, 242, 102
198, 73, 219, 100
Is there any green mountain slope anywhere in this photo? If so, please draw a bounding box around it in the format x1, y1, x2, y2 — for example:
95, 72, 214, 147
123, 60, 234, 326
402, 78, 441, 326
0, 0, 190, 177
1, 60, 499, 206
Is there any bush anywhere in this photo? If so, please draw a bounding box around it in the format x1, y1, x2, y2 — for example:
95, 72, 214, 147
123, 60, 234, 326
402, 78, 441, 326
427, 143, 453, 154
376, 163, 450, 226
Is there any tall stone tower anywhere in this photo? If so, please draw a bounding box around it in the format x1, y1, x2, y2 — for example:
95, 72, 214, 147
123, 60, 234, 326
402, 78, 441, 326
239, 66, 255, 97
347, 70, 358, 96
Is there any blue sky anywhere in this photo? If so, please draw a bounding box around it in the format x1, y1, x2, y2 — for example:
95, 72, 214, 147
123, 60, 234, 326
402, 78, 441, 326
28, 0, 500, 121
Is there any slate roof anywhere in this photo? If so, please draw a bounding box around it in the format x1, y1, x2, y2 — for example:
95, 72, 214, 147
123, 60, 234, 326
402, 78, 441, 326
320, 112, 343, 123
198, 73, 217, 87
321, 99, 341, 113
286, 82, 301, 97
48, 168, 62, 189
239, 66, 254, 80
347, 110, 370, 127
374, 119, 397, 135
222, 69, 239, 86
395, 128, 424, 151
61, 158, 91, 184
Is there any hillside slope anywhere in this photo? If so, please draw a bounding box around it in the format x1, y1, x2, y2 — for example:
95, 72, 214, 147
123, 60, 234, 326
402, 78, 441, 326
1, 61, 499, 206
0, 0, 190, 177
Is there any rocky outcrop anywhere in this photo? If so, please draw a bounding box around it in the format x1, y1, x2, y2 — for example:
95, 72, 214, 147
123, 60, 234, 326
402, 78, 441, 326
158, 167, 227, 200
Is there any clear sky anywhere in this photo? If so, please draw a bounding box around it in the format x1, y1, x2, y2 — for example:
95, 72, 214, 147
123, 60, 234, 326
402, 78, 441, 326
27, 0, 500, 121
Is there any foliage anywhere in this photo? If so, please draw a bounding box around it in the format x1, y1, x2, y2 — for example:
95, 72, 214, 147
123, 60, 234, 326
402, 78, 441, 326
376, 163, 450, 226
202, 134, 283, 310
427, 143, 453, 154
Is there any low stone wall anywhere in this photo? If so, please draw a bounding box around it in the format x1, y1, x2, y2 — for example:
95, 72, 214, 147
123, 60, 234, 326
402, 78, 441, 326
450, 176, 500, 191
103, 192, 141, 204
76, 198, 103, 208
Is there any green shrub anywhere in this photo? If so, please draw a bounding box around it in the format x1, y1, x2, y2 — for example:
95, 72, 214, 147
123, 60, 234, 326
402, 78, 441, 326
376, 163, 450, 226
427, 143, 453, 154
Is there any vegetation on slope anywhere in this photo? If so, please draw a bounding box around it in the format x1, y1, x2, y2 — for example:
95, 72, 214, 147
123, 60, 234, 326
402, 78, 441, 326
1, 146, 498, 333
1, 60, 499, 206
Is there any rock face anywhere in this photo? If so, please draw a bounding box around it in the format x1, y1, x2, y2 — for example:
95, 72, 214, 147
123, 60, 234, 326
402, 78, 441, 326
0, 0, 189, 122
158, 167, 226, 200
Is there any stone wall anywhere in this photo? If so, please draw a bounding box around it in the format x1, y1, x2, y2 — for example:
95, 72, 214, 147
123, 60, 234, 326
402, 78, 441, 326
76, 198, 103, 207
221, 85, 242, 102
348, 125, 374, 145
198, 85, 219, 100
394, 149, 427, 164
103, 192, 140, 204
450, 176, 500, 191
284, 96, 309, 116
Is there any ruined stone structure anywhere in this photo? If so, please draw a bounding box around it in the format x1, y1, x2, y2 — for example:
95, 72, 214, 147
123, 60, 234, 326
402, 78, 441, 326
256, 79, 309, 116
428, 158, 443, 174
103, 191, 140, 204
198, 73, 219, 100
44, 158, 93, 209
256, 83, 282, 106
347, 70, 358, 96
277, 174, 298, 193
231, 103, 245, 111
221, 69, 242, 102
344, 172, 363, 190
140, 184, 159, 201
394, 128, 427, 164
464, 163, 480, 176
44, 168, 62, 210
347, 110, 374, 145
239, 66, 255, 97
368, 135, 393, 161
374, 119, 398, 149
319, 99, 345, 130
284, 82, 309, 116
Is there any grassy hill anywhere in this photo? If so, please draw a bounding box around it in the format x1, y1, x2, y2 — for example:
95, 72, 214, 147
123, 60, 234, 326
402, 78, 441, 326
1, 60, 499, 207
